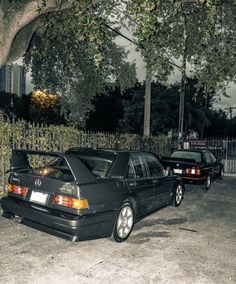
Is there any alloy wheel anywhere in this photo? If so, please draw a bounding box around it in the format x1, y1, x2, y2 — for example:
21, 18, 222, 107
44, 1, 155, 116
175, 185, 183, 205
205, 176, 211, 190
116, 205, 134, 239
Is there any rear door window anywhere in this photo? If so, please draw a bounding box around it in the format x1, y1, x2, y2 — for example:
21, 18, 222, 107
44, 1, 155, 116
209, 152, 216, 163
127, 159, 136, 179
144, 154, 165, 177
205, 153, 212, 164
128, 155, 147, 179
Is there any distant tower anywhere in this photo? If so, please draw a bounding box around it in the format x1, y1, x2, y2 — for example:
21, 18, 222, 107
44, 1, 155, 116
12, 63, 26, 97
0, 64, 13, 93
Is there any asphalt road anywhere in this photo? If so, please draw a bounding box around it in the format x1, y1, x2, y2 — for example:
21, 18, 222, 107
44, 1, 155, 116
0, 176, 235, 284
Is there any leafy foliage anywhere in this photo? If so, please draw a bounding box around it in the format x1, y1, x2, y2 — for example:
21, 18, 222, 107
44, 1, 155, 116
24, 2, 136, 127
0, 91, 20, 119
30, 90, 65, 124
118, 79, 229, 137
118, 82, 180, 135
116, 0, 236, 94
0, 91, 64, 124
86, 87, 128, 132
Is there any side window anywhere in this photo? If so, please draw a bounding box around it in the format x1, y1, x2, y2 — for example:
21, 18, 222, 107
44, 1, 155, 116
205, 153, 212, 164
129, 155, 147, 179
209, 152, 216, 163
127, 160, 136, 179
144, 155, 164, 177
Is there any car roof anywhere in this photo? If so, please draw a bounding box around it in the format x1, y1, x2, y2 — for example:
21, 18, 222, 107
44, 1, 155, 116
65, 148, 118, 160
65, 148, 155, 160
173, 149, 209, 153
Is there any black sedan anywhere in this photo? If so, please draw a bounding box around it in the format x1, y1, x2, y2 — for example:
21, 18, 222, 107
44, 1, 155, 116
161, 149, 224, 190
1, 148, 184, 242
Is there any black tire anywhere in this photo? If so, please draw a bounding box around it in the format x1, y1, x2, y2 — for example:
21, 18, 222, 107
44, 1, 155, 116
203, 175, 211, 190
112, 202, 134, 242
172, 184, 184, 207
219, 166, 224, 180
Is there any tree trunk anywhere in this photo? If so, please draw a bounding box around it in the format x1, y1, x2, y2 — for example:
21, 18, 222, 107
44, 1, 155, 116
143, 64, 152, 137
178, 7, 188, 144
0, 0, 102, 68
200, 123, 204, 138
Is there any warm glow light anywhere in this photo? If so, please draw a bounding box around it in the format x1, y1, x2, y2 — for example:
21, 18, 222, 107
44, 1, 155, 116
31, 90, 59, 108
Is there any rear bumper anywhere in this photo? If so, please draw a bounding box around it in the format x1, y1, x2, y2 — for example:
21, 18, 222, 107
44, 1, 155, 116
182, 176, 206, 185
0, 197, 116, 241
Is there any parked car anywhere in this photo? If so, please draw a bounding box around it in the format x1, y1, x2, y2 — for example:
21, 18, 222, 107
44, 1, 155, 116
1, 148, 184, 242
161, 149, 224, 190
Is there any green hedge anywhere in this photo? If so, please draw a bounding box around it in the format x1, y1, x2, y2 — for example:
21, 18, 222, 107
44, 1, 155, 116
0, 120, 171, 192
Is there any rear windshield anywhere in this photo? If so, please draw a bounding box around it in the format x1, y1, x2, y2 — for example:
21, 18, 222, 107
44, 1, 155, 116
78, 156, 113, 177
170, 151, 202, 163
50, 156, 113, 178
12, 152, 113, 181
33, 157, 74, 182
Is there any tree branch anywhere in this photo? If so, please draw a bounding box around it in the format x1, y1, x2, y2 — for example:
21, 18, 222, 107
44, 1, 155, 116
6, 16, 47, 64
0, 0, 104, 67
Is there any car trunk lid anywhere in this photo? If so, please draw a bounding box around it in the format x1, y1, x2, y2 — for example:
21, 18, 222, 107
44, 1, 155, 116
161, 156, 201, 175
6, 149, 96, 213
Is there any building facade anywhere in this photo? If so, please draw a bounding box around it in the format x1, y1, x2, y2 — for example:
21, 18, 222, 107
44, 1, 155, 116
0, 65, 12, 93
0, 64, 26, 97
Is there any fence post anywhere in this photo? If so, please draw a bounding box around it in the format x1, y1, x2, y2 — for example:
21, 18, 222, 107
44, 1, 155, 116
225, 138, 228, 173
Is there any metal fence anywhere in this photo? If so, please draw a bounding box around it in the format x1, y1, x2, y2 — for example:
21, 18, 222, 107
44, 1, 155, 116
1, 117, 235, 192
0, 119, 171, 189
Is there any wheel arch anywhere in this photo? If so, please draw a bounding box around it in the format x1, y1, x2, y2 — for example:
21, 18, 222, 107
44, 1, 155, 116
122, 194, 138, 220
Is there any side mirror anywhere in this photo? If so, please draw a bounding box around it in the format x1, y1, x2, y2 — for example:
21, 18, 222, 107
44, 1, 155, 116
163, 167, 171, 176
164, 169, 168, 176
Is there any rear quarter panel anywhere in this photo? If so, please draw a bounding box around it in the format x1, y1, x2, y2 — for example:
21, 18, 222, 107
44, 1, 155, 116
79, 179, 127, 214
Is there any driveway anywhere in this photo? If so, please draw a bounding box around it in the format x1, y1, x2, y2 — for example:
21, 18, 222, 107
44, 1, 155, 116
0, 177, 235, 284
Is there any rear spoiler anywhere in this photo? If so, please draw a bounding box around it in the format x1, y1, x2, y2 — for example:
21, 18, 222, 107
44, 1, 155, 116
9, 149, 96, 184
10, 149, 62, 172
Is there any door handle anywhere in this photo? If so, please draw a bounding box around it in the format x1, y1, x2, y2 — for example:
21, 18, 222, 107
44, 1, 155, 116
128, 181, 137, 187
153, 179, 159, 184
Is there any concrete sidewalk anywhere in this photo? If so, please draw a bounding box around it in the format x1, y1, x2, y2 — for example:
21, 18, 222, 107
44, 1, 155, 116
0, 177, 235, 284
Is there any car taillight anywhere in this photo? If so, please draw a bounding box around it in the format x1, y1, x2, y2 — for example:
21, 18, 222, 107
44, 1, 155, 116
53, 195, 89, 210
7, 183, 28, 197
186, 167, 201, 175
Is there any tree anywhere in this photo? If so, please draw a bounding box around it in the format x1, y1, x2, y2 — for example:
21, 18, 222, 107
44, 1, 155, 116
29, 90, 65, 124
117, 0, 236, 137
0, 0, 104, 68
0, 91, 20, 118
231, 117, 236, 137
118, 78, 228, 137
118, 0, 236, 94
184, 78, 213, 138
206, 108, 229, 137
118, 83, 146, 135
24, 7, 136, 126
86, 87, 128, 132
118, 82, 180, 135
0, 90, 64, 123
